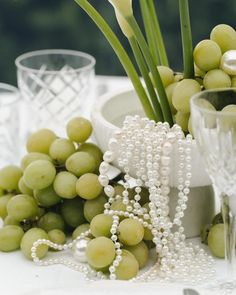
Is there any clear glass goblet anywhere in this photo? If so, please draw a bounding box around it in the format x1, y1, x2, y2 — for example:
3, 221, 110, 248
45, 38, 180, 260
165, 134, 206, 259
15, 49, 96, 135
191, 88, 236, 289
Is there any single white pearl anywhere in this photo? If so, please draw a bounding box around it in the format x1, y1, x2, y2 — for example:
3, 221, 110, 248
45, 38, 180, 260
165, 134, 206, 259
104, 185, 115, 197
98, 175, 109, 186
72, 238, 90, 263
103, 151, 115, 163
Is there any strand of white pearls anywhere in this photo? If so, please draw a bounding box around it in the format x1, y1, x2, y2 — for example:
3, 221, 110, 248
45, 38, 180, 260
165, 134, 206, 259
100, 115, 215, 284
31, 230, 107, 280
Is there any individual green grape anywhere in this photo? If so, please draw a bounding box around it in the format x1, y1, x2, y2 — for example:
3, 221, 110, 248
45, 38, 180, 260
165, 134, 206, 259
115, 249, 139, 280
220, 104, 236, 130
78, 143, 103, 172
109, 198, 127, 221
222, 104, 236, 113
7, 194, 38, 222
65, 152, 96, 177
175, 112, 190, 133
193, 39, 222, 72
86, 236, 116, 268
66, 117, 92, 143
118, 218, 144, 246
38, 212, 65, 232
0, 194, 13, 219
48, 229, 66, 245
114, 184, 125, 197
4, 215, 20, 226
207, 223, 225, 258
157, 65, 174, 87
26, 129, 57, 154
172, 79, 201, 113
23, 160, 56, 190
203, 69, 231, 90
110, 198, 127, 212
18, 177, 33, 196
49, 138, 76, 164
90, 214, 112, 238
124, 241, 149, 269
72, 223, 91, 240
232, 76, 236, 87
210, 24, 236, 53
76, 173, 102, 200
34, 185, 61, 207
20, 228, 49, 260
197, 98, 216, 111
0, 225, 24, 252
83, 194, 107, 222
53, 171, 77, 199
0, 166, 22, 192
21, 153, 52, 171
165, 82, 178, 115
194, 64, 206, 78
195, 98, 217, 129
61, 198, 85, 228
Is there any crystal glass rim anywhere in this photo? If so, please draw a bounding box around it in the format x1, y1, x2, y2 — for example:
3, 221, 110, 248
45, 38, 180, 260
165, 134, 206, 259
190, 87, 236, 117
0, 83, 19, 105
15, 49, 96, 74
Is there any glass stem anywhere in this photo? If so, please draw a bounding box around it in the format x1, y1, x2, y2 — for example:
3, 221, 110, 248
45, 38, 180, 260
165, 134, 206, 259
221, 193, 236, 281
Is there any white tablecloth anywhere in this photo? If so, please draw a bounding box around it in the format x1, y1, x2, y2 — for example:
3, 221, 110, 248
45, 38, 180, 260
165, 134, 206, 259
0, 76, 227, 295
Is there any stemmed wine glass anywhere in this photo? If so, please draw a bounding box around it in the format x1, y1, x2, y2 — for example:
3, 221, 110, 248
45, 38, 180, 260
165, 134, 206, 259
191, 88, 236, 290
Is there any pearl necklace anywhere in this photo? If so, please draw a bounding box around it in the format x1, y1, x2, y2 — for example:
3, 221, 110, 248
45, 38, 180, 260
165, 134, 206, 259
31, 115, 215, 284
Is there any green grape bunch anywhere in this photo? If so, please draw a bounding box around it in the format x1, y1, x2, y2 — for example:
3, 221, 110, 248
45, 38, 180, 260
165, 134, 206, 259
0, 117, 104, 259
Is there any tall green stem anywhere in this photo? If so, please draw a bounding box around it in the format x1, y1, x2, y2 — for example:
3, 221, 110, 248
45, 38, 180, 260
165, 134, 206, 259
179, 0, 194, 78
139, 0, 160, 65
74, 0, 156, 120
129, 37, 163, 121
147, 0, 169, 67
126, 15, 173, 125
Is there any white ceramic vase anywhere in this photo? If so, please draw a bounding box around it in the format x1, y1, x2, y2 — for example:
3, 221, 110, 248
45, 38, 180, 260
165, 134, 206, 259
91, 88, 216, 238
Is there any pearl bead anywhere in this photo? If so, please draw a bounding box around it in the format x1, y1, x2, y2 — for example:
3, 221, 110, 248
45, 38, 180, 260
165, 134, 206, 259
71, 239, 89, 263
98, 175, 109, 187
104, 185, 115, 197
103, 151, 114, 162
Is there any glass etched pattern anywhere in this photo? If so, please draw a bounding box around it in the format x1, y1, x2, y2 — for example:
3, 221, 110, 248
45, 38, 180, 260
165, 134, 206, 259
16, 50, 95, 135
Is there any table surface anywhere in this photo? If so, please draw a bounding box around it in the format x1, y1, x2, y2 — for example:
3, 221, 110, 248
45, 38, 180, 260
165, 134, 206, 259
0, 76, 226, 295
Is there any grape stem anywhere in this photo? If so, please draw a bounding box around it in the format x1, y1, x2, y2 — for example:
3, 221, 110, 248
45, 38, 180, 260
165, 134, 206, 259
179, 0, 194, 79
